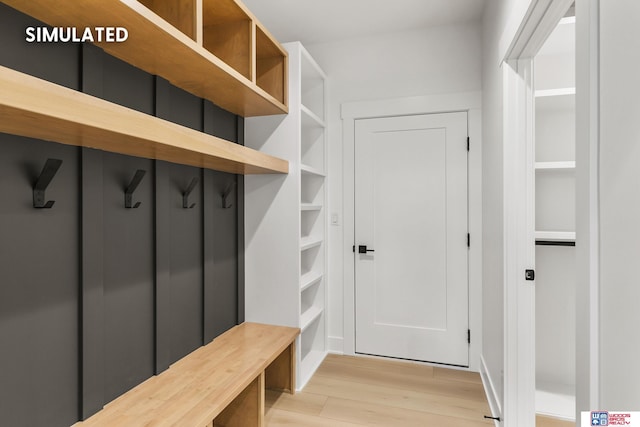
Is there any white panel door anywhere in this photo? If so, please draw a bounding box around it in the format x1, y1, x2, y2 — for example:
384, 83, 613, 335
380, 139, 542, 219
355, 112, 469, 366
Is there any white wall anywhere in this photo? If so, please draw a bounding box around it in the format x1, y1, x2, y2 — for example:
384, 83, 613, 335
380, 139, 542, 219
304, 23, 482, 353
594, 0, 640, 409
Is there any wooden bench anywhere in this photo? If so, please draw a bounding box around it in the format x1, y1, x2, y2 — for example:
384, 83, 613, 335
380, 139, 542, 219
73, 322, 299, 427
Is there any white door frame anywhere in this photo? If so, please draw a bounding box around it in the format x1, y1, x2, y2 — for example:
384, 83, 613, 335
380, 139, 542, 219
341, 92, 482, 372
500, 1, 574, 425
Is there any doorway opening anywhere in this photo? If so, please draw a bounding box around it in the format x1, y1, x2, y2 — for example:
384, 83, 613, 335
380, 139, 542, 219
533, 5, 576, 424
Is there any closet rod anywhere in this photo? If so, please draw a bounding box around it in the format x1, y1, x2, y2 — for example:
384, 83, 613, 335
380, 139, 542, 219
535, 240, 575, 247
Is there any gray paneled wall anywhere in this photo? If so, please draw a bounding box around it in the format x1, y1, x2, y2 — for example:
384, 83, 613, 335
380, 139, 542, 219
0, 4, 244, 425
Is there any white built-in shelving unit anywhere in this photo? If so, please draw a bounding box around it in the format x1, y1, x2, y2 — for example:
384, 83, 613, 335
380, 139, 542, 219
297, 42, 328, 389
534, 12, 576, 422
244, 41, 327, 391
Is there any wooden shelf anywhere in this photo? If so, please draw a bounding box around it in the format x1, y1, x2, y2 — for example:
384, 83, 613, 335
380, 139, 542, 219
535, 161, 576, 170
300, 271, 322, 292
0, 66, 288, 174
300, 306, 323, 332
4, 0, 288, 117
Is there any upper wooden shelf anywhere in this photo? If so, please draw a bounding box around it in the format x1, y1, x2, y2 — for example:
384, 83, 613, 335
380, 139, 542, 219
0, 65, 288, 174
3, 0, 288, 117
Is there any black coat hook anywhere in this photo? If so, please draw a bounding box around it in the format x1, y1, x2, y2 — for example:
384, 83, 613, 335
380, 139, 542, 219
125, 169, 146, 209
33, 158, 63, 209
182, 177, 199, 209
222, 181, 236, 209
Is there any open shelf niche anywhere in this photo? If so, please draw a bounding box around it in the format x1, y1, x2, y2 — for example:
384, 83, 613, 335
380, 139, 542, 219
3, 0, 288, 117
202, 0, 252, 80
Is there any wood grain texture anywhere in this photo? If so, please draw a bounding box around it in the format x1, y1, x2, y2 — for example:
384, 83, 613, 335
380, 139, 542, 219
255, 27, 285, 103
203, 20, 252, 79
0, 66, 288, 174
537, 415, 575, 427
72, 323, 299, 427
3, 0, 287, 116
139, 0, 197, 40
265, 353, 495, 426
214, 372, 264, 427
265, 341, 295, 393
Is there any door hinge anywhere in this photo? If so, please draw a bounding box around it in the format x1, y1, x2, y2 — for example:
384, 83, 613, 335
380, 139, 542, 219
352, 245, 355, 253
467, 137, 470, 151
467, 233, 470, 248
467, 329, 471, 344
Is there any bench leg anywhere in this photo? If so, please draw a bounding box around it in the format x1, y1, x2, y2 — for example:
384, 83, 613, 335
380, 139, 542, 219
213, 372, 264, 427
265, 341, 296, 394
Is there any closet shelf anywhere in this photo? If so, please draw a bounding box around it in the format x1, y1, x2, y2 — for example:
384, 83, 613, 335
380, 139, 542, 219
301, 164, 326, 177
4, 0, 288, 117
300, 271, 323, 292
0, 66, 288, 174
535, 88, 575, 111
535, 231, 576, 244
535, 161, 576, 170
300, 306, 323, 332
535, 88, 576, 97
300, 236, 323, 251
301, 105, 326, 128
301, 203, 322, 211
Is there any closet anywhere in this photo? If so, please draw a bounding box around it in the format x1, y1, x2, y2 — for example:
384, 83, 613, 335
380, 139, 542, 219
534, 8, 576, 422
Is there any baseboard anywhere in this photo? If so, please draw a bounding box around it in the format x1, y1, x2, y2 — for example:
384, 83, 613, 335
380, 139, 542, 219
535, 386, 576, 421
328, 336, 344, 354
480, 355, 502, 427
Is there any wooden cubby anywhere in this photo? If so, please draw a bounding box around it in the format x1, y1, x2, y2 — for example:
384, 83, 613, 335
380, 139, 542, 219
139, 0, 199, 41
3, 0, 288, 117
202, 0, 252, 79
256, 26, 287, 104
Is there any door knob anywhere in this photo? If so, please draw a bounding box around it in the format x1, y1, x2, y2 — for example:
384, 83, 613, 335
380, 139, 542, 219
358, 245, 375, 254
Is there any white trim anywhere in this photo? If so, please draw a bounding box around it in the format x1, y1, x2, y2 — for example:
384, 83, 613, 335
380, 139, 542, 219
500, 0, 575, 63
341, 91, 482, 372
502, 59, 536, 427
535, 386, 576, 421
342, 92, 481, 119
501, 2, 575, 425
574, 0, 600, 416
480, 355, 503, 427
328, 336, 344, 354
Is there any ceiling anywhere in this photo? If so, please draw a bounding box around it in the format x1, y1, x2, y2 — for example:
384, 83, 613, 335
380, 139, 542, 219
242, 0, 487, 45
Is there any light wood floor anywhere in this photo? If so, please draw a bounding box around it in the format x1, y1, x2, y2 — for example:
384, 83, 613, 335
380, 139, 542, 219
265, 353, 574, 427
